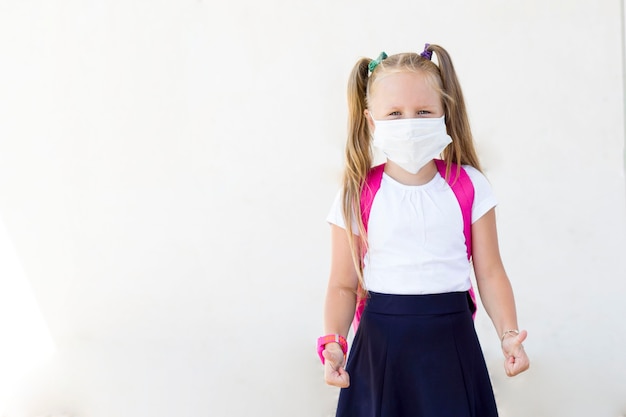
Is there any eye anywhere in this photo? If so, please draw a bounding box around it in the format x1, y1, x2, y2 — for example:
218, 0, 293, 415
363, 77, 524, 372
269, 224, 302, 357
417, 110, 431, 116
388, 111, 401, 116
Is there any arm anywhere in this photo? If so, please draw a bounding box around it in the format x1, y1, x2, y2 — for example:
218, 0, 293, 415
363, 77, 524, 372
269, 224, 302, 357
472, 208, 530, 377
322, 224, 360, 387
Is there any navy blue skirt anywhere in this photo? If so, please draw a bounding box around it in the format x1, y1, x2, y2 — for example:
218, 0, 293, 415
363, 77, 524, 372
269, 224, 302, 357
336, 292, 498, 417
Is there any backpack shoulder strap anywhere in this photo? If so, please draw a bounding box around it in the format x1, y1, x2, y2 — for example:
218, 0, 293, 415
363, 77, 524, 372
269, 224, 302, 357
434, 159, 474, 259
353, 163, 385, 332
360, 163, 385, 233
434, 159, 478, 318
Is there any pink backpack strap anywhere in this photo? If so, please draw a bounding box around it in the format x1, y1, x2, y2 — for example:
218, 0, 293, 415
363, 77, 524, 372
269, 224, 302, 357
359, 164, 385, 233
434, 159, 477, 317
353, 164, 385, 331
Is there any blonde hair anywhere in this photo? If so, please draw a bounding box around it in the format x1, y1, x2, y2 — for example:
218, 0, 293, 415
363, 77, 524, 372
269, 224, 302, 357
341, 44, 482, 291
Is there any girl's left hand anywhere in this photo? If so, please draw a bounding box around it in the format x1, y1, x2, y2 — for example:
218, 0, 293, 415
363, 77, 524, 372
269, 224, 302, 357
501, 329, 530, 377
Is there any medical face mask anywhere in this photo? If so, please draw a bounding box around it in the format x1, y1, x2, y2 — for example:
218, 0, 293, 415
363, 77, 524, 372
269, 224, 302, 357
370, 115, 452, 174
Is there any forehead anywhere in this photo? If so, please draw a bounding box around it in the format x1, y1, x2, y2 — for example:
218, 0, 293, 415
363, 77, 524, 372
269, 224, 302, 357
368, 71, 441, 108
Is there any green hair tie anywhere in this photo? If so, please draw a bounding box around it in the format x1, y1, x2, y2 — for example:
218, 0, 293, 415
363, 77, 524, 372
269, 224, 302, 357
368, 51, 388, 73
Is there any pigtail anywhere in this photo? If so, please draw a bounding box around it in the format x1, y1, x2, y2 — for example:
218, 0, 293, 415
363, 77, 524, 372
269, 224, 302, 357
342, 57, 372, 290
428, 44, 482, 172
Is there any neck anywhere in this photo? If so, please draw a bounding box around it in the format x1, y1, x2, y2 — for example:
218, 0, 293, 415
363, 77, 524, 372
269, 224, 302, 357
384, 160, 437, 185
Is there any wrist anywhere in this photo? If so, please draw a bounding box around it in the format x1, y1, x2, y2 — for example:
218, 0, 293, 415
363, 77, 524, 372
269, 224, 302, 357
324, 341, 342, 350
317, 334, 348, 364
500, 329, 519, 342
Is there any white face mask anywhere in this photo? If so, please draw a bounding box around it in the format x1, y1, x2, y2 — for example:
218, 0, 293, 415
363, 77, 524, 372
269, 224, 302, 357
370, 114, 452, 174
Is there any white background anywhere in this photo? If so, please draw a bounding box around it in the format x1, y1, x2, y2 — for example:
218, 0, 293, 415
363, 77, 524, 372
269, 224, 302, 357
1, 1, 625, 416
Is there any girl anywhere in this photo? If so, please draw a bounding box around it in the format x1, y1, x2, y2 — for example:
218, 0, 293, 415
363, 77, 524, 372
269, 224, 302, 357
319, 44, 529, 417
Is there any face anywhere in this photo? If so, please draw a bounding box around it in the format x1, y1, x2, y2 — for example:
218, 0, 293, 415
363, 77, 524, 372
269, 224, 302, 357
365, 71, 444, 129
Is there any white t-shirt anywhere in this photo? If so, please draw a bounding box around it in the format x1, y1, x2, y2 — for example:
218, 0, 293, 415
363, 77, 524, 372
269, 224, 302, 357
326, 165, 497, 295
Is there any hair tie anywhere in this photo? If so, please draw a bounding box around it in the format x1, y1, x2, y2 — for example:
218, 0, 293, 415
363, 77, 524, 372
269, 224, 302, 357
368, 51, 388, 74
420, 43, 432, 60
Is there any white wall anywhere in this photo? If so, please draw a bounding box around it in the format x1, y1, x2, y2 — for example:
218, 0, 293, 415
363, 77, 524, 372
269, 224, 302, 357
0, 1, 625, 416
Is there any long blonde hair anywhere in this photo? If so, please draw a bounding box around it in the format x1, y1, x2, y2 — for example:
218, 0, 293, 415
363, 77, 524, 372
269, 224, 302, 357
341, 44, 482, 291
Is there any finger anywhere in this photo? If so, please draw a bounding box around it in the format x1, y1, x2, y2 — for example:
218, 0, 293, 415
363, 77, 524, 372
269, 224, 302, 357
322, 349, 343, 369
510, 363, 527, 377
512, 341, 527, 360
335, 367, 350, 388
505, 352, 529, 377
325, 364, 350, 388
503, 330, 527, 358
515, 351, 530, 371
322, 349, 337, 365
505, 357, 518, 377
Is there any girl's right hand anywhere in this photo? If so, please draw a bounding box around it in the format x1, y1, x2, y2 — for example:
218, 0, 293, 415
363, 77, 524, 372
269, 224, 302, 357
322, 343, 350, 388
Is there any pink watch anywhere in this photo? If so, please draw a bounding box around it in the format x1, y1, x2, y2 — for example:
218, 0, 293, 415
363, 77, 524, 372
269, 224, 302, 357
317, 334, 348, 364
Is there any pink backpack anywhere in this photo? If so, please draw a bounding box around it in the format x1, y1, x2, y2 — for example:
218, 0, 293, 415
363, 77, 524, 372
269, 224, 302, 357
353, 159, 476, 331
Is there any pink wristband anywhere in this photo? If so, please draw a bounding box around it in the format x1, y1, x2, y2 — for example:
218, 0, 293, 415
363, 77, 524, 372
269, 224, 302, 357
317, 334, 348, 364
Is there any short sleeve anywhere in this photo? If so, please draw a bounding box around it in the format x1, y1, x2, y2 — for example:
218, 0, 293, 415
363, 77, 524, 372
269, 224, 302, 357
326, 190, 360, 235
463, 165, 498, 224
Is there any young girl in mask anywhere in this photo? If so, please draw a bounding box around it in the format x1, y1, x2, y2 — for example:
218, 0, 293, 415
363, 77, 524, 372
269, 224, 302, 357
318, 44, 529, 417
